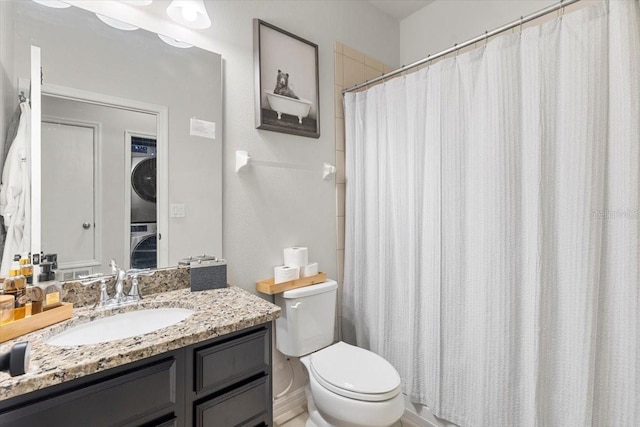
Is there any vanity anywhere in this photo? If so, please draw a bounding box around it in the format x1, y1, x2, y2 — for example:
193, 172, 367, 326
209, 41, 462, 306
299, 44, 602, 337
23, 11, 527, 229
0, 281, 281, 427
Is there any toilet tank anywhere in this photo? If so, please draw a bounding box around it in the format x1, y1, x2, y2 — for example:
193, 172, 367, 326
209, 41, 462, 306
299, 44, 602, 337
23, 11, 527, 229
274, 280, 338, 357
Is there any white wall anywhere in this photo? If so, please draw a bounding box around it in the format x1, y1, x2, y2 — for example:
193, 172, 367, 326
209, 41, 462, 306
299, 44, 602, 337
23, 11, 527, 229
400, 0, 555, 65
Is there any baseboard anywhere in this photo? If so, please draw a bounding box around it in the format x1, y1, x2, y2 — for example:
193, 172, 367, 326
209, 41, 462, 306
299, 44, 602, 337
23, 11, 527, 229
273, 386, 307, 425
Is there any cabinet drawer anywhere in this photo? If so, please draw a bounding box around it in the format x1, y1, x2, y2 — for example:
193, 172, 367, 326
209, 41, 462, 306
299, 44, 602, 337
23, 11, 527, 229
195, 376, 269, 427
195, 327, 268, 393
0, 358, 177, 427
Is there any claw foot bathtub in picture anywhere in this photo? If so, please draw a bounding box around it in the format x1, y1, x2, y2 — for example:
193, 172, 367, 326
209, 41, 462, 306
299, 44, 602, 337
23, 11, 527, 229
265, 90, 312, 124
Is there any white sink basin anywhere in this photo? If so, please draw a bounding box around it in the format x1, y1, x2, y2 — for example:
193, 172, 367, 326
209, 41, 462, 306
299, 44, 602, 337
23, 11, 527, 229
46, 307, 195, 347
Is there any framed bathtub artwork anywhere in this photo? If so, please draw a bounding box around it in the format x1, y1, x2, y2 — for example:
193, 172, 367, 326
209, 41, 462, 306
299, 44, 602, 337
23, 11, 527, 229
253, 19, 320, 138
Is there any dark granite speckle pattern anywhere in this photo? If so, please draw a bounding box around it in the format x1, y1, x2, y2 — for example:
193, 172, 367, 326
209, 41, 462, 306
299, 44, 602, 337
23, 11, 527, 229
62, 266, 191, 307
0, 286, 280, 401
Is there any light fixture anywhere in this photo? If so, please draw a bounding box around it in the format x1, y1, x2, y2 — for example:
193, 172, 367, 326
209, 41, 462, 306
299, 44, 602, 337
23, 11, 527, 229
96, 14, 140, 31
32, 0, 71, 8
166, 0, 211, 29
121, 0, 153, 5
158, 34, 193, 49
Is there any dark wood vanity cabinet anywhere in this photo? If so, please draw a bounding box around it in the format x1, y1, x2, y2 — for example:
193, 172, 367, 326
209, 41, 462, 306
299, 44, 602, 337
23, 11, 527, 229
0, 323, 273, 427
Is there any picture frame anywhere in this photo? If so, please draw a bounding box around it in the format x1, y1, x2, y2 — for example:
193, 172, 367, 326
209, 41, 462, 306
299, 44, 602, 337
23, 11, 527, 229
253, 19, 320, 138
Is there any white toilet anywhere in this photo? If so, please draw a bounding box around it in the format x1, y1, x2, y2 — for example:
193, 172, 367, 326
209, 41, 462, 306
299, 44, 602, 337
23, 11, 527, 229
275, 280, 405, 427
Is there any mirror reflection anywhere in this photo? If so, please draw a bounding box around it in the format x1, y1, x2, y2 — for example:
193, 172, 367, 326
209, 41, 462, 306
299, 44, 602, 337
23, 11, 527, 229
41, 96, 157, 273
0, 1, 223, 277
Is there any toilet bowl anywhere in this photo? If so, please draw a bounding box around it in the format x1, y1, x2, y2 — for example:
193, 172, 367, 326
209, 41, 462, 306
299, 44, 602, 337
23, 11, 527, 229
274, 281, 405, 427
300, 342, 405, 427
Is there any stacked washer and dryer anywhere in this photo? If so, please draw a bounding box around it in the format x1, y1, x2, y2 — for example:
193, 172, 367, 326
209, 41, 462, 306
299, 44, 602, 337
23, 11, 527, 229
130, 136, 157, 269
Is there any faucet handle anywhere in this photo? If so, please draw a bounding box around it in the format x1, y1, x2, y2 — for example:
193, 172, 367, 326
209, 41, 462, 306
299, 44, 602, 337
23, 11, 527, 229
126, 268, 154, 278
78, 273, 107, 286
78, 274, 112, 307
125, 269, 153, 301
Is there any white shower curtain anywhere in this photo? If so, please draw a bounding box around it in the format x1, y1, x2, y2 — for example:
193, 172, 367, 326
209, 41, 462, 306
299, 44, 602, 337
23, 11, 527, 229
343, 2, 640, 426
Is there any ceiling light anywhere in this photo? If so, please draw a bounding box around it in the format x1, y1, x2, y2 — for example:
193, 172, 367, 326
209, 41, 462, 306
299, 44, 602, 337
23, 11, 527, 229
166, 0, 211, 29
96, 14, 140, 31
32, 0, 71, 8
121, 0, 153, 5
157, 34, 193, 49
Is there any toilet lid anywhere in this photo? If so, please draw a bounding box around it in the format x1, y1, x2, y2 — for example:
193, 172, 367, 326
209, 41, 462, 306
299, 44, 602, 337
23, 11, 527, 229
309, 342, 401, 402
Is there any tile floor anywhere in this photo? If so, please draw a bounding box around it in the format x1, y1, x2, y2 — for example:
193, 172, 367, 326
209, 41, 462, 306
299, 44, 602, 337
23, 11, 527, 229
278, 412, 307, 427
278, 411, 418, 427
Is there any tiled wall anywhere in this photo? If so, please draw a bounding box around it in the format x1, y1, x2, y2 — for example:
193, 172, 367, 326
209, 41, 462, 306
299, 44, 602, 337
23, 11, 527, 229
334, 42, 392, 337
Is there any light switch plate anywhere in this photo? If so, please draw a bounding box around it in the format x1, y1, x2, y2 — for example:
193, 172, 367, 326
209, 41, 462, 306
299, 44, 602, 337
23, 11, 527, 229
171, 203, 185, 218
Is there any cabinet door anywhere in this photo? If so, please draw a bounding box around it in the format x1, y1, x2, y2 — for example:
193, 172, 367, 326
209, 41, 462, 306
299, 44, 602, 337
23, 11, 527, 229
195, 375, 269, 427
0, 358, 177, 427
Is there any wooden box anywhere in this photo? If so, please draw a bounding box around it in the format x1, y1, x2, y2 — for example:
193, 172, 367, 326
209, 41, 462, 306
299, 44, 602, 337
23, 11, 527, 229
0, 303, 73, 343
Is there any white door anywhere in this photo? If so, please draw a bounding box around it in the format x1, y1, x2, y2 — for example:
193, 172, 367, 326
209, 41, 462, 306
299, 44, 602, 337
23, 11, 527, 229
41, 122, 96, 266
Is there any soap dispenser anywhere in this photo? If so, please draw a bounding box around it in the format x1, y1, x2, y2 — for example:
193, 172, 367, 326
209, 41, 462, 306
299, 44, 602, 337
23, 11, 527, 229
38, 262, 62, 311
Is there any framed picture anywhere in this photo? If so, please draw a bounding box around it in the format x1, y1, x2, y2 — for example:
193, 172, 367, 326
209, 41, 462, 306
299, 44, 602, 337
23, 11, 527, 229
253, 19, 320, 138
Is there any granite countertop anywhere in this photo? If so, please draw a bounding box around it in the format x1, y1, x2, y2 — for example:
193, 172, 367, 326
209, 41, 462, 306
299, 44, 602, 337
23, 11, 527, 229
0, 286, 280, 401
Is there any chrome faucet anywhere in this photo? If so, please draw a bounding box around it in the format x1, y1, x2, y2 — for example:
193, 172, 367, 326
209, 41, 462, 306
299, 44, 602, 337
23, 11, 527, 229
79, 260, 153, 309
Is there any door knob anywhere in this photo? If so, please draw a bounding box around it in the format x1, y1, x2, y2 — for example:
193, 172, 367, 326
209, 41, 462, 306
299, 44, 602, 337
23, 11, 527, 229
82, 222, 91, 229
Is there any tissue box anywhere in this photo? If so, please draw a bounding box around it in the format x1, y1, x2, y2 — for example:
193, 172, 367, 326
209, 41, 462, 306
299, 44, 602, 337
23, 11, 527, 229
179, 255, 227, 291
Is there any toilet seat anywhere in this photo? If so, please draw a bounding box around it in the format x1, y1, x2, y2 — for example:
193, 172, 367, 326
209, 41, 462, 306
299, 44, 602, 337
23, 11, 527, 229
309, 342, 401, 402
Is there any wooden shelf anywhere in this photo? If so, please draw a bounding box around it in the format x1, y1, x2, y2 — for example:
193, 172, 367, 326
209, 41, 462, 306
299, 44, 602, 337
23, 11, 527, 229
0, 302, 73, 343
256, 272, 327, 295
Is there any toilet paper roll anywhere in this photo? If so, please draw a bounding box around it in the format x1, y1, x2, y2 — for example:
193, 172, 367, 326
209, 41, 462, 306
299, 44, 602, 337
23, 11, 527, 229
283, 247, 309, 268
300, 262, 319, 278
274, 265, 300, 284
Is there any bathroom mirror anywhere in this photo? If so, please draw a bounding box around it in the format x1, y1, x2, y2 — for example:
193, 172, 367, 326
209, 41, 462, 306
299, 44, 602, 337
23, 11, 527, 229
0, 1, 223, 276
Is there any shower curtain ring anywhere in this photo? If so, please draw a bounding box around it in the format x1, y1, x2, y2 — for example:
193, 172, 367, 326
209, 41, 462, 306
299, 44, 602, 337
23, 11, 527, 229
519, 16, 524, 33
484, 31, 488, 46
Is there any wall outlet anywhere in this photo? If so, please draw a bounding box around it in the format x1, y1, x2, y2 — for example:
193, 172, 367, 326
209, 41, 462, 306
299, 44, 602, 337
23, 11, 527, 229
171, 203, 185, 218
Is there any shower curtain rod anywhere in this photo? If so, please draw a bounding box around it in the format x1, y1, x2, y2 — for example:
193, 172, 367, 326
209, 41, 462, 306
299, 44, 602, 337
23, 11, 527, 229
343, 0, 581, 93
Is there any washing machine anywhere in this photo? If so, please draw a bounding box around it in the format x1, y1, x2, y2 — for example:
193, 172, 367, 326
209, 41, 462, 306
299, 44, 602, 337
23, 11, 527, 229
130, 222, 157, 269
131, 136, 157, 224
